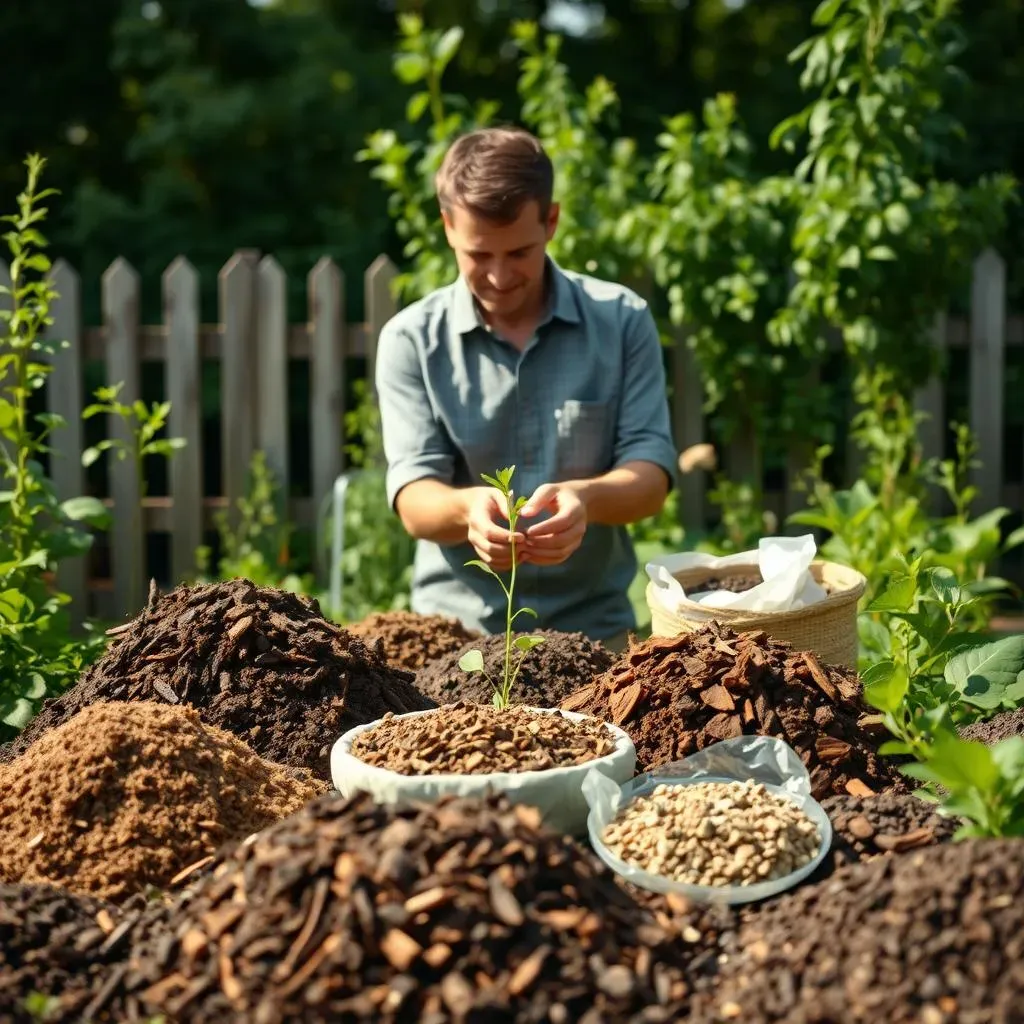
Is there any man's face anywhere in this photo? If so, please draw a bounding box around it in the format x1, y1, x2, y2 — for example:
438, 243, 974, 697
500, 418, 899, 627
443, 200, 559, 321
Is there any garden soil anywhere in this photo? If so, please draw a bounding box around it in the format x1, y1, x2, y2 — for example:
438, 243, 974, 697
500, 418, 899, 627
959, 707, 1024, 745
345, 610, 481, 672
417, 629, 615, 708
690, 838, 1024, 1023
0, 883, 131, 1024
812, 792, 959, 881
114, 792, 694, 1023
0, 579, 436, 779
561, 622, 899, 798
0, 701, 325, 902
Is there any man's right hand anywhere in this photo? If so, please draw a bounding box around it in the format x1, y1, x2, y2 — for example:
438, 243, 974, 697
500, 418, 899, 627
465, 486, 524, 571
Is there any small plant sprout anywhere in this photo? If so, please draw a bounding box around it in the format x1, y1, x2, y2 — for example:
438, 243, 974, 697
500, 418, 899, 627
458, 466, 545, 709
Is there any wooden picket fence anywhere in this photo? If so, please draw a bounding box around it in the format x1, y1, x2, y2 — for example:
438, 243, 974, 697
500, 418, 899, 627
0, 246, 1020, 625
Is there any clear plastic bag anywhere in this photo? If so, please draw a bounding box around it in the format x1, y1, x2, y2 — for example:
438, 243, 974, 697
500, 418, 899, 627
582, 736, 833, 904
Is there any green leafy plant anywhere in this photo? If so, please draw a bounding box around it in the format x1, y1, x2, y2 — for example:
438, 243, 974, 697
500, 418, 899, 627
195, 449, 314, 594
860, 557, 1024, 836
458, 466, 544, 710
0, 155, 111, 736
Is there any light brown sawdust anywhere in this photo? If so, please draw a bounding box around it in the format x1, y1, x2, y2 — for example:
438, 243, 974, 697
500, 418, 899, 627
0, 701, 325, 902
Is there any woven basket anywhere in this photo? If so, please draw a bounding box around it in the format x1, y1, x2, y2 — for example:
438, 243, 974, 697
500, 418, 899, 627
645, 559, 867, 668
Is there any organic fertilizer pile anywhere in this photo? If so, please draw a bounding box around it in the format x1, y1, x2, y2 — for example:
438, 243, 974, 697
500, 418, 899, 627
689, 838, 1024, 1023
349, 702, 616, 774
116, 792, 692, 1023
416, 628, 615, 707
601, 780, 822, 888
0, 884, 131, 1024
814, 792, 959, 879
0, 578, 436, 779
959, 707, 1024, 745
345, 610, 481, 672
561, 622, 898, 799
0, 701, 325, 901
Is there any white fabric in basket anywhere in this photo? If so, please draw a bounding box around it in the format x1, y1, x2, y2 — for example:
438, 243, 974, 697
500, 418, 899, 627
330, 707, 637, 836
645, 535, 827, 616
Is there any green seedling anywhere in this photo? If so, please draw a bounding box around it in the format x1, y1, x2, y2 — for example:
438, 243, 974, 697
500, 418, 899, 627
458, 465, 544, 709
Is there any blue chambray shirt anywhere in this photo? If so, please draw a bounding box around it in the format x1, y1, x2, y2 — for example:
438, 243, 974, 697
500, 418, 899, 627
374, 259, 677, 643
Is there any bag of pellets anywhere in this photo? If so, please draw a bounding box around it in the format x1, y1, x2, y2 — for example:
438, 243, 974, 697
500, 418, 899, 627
582, 735, 832, 904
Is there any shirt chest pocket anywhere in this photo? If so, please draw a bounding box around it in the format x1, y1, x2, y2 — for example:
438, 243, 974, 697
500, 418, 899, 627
554, 399, 615, 479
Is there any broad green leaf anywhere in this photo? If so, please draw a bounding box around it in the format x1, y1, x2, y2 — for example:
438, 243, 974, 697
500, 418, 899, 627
924, 566, 960, 605
944, 635, 1024, 711
868, 573, 916, 613
513, 635, 545, 653
59, 496, 110, 525
459, 649, 484, 673
882, 203, 911, 234
906, 731, 1000, 792
26, 672, 47, 699
1003, 525, 1024, 552
434, 26, 464, 71
879, 740, 913, 756
991, 736, 1024, 779
18, 549, 48, 570
1, 697, 35, 729
862, 660, 908, 715
406, 92, 430, 124
866, 246, 897, 261
393, 53, 429, 85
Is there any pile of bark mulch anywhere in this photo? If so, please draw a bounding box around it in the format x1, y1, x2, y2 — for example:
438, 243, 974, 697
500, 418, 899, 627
959, 707, 1024, 745
113, 791, 693, 1023
417, 629, 615, 708
345, 610, 481, 672
0, 579, 436, 780
0, 884, 136, 1024
689, 838, 1024, 1023
0, 701, 325, 902
561, 622, 900, 799
811, 792, 960, 882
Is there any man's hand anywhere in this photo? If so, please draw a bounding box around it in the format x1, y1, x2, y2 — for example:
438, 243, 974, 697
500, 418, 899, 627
519, 483, 588, 566
465, 486, 524, 571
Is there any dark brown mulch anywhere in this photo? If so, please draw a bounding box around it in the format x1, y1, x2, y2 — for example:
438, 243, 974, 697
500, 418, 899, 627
0, 579, 435, 780
345, 609, 481, 672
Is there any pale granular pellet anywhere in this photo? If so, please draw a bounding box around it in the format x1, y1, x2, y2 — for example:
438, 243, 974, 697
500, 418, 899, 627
602, 779, 821, 888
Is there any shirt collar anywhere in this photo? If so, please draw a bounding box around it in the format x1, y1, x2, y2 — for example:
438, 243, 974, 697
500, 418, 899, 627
450, 256, 581, 337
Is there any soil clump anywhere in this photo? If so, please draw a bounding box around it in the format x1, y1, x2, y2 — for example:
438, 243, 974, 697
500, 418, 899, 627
690, 838, 1024, 1023
116, 791, 692, 1023
959, 707, 1024, 745
417, 628, 615, 708
561, 622, 898, 799
349, 702, 616, 774
812, 792, 959, 881
0, 701, 325, 901
0, 579, 435, 779
346, 610, 481, 672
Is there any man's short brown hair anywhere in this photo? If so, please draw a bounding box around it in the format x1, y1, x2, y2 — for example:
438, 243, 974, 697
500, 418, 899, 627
435, 127, 554, 224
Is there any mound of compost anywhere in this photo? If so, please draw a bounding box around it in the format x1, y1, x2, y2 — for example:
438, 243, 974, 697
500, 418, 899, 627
118, 792, 692, 1023
417, 628, 615, 708
0, 579, 436, 779
561, 622, 899, 799
0, 884, 132, 1024
690, 838, 1024, 1023
812, 792, 960, 881
345, 609, 481, 671
959, 707, 1024, 745
0, 701, 325, 901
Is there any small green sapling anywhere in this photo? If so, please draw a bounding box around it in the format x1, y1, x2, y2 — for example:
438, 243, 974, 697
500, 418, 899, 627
458, 466, 545, 709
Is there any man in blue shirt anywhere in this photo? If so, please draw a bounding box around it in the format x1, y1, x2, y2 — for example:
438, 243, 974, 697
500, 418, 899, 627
375, 126, 677, 650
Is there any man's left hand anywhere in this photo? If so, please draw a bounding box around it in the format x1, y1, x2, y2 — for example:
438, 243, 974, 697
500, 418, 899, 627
518, 483, 587, 565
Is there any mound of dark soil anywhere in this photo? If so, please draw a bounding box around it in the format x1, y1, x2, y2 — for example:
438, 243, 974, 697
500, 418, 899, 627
346, 610, 481, 671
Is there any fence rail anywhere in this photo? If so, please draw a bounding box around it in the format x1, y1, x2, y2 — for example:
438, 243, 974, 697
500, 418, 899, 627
0, 247, 1020, 625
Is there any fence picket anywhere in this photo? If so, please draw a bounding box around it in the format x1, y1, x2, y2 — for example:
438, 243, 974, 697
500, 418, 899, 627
309, 258, 345, 580
219, 252, 258, 530
257, 256, 289, 496
46, 260, 88, 617
969, 248, 1006, 514
164, 257, 203, 586
364, 255, 398, 398
102, 257, 145, 618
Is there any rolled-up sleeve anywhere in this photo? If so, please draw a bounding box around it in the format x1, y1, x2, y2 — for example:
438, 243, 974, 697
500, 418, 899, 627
613, 304, 678, 487
375, 321, 455, 509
